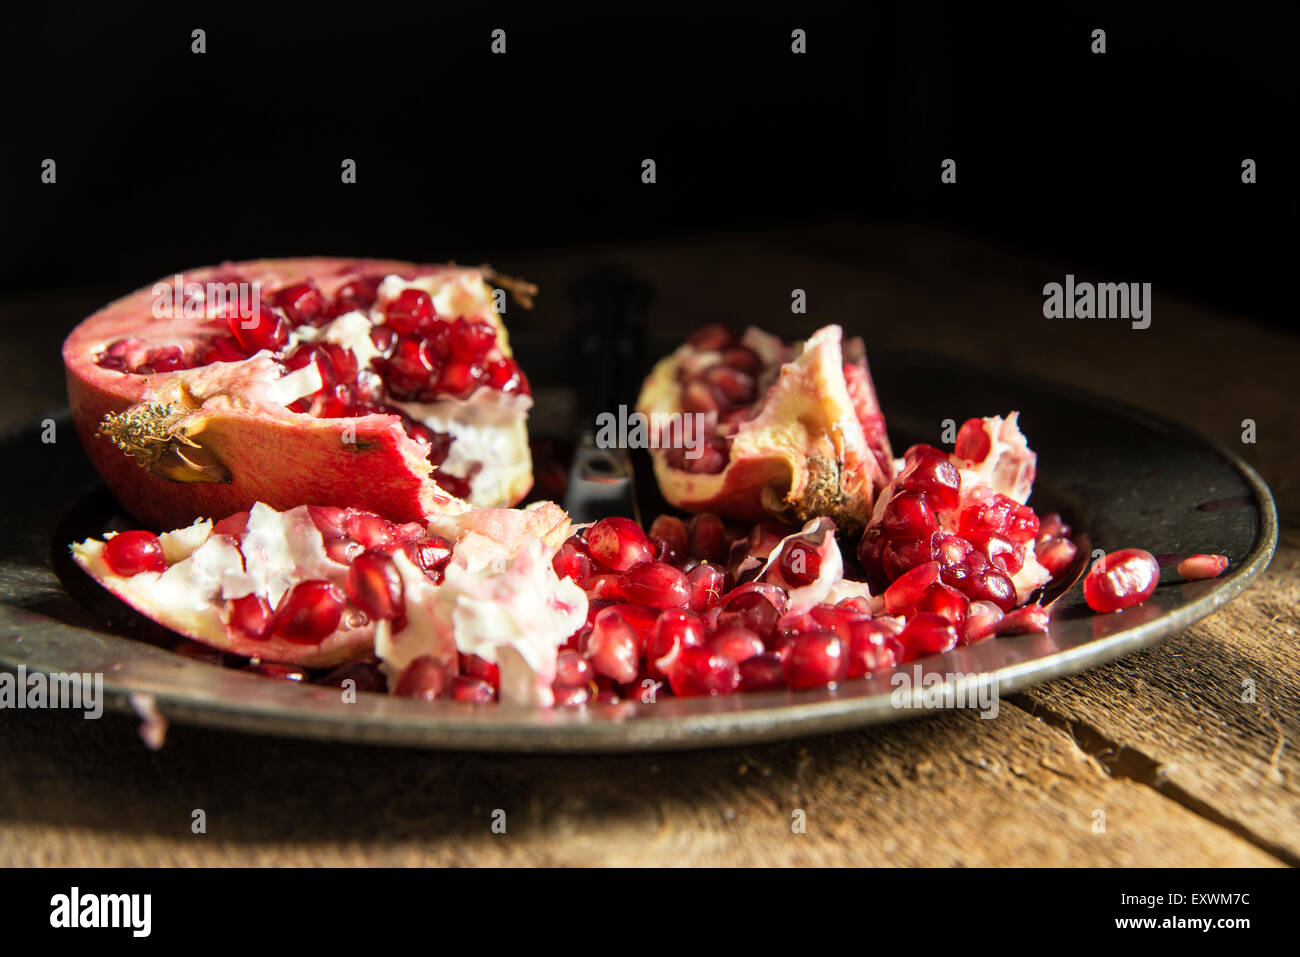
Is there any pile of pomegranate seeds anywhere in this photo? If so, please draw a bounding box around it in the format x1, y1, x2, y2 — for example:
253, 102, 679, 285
92, 273, 529, 500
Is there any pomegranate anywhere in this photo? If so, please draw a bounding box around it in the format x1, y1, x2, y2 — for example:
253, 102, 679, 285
1177, 553, 1229, 580
64, 258, 537, 528
636, 325, 892, 534
1083, 549, 1161, 612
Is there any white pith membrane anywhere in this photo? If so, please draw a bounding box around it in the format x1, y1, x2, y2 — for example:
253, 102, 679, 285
92, 268, 532, 509
865, 412, 1052, 603
755, 517, 871, 618
71, 500, 585, 702
636, 324, 892, 530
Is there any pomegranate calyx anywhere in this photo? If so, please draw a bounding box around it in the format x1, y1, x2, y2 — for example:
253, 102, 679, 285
96, 395, 232, 485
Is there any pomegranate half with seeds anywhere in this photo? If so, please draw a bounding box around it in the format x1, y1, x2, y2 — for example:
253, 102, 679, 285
636, 324, 893, 535
63, 258, 536, 529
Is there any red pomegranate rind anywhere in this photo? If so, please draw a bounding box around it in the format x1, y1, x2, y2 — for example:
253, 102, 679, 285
637, 324, 893, 534
64, 258, 533, 529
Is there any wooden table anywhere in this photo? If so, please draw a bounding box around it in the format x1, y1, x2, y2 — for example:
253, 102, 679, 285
1, 225, 1295, 866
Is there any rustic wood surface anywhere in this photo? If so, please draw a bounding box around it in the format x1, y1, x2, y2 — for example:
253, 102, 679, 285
0, 224, 1295, 866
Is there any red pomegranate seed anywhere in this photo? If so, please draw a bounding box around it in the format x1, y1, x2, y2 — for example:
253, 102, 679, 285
784, 632, 848, 689
708, 626, 765, 664
1177, 553, 1229, 580
674, 436, 730, 474
460, 652, 500, 689
102, 530, 167, 576
667, 646, 740, 697
701, 365, 757, 406
961, 601, 1004, 643
1035, 537, 1078, 576
898, 612, 958, 658
968, 530, 1024, 575
555, 648, 593, 687
202, 334, 249, 363
687, 513, 730, 564
808, 604, 862, 639
393, 655, 454, 700
954, 418, 991, 462
369, 324, 398, 357
882, 535, 937, 581
685, 563, 726, 612
552, 540, 595, 586
738, 653, 786, 691
846, 620, 899, 677
385, 336, 439, 398
228, 593, 272, 640
586, 573, 625, 601
1083, 548, 1160, 613
1006, 505, 1040, 543
996, 603, 1051, 635
619, 561, 690, 609
272, 580, 345, 643
728, 581, 789, 617
436, 358, 484, 398
406, 534, 453, 583
719, 345, 762, 374
777, 538, 822, 586
1037, 513, 1071, 542
963, 565, 1018, 612
383, 288, 435, 334
682, 381, 724, 414
716, 591, 780, 641
882, 490, 940, 538
883, 561, 940, 615
646, 608, 707, 679
897, 452, 961, 512
450, 319, 497, 361
649, 514, 689, 555
686, 324, 736, 351
587, 516, 652, 572
274, 281, 326, 325
227, 304, 289, 353
605, 604, 658, 645
958, 494, 1018, 538
553, 683, 593, 707
332, 275, 382, 314
587, 608, 641, 683
451, 676, 497, 703
857, 526, 887, 579
484, 357, 527, 394
344, 550, 405, 620
916, 582, 969, 626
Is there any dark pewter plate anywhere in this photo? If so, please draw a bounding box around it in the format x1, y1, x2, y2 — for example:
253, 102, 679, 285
0, 350, 1277, 751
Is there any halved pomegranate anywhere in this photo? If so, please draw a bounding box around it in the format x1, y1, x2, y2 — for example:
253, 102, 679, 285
636, 325, 893, 535
64, 258, 537, 529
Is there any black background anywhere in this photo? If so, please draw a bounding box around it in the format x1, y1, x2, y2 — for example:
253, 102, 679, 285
0, 3, 1291, 325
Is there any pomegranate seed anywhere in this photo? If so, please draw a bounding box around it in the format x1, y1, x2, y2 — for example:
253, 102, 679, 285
1177, 553, 1229, 580
202, 334, 249, 363
784, 632, 848, 689
459, 653, 501, 689
719, 345, 762, 374
1038, 513, 1071, 541
716, 591, 779, 641
385, 336, 438, 399
649, 514, 689, 555
552, 540, 595, 587
688, 513, 730, 564
437, 358, 484, 397
228, 593, 272, 640
227, 304, 289, 353
667, 646, 740, 697
882, 535, 936, 581
963, 565, 1018, 612
708, 626, 765, 664
383, 288, 435, 334
882, 490, 940, 538
685, 563, 726, 612
587, 573, 625, 601
586, 516, 652, 572
777, 538, 822, 586
960, 601, 1004, 643
1083, 549, 1160, 613
344, 550, 405, 620
332, 275, 382, 314
738, 653, 786, 691
857, 526, 887, 579
646, 609, 707, 679
728, 581, 789, 617
102, 530, 167, 576
701, 365, 757, 406
484, 357, 527, 394
406, 535, 453, 583
968, 530, 1024, 575
916, 582, 969, 626
246, 662, 309, 682
553, 683, 593, 707
997, 604, 1051, 635
369, 325, 398, 357
1006, 505, 1040, 544
897, 452, 962, 512
604, 604, 658, 645
587, 608, 641, 683
450, 319, 497, 361
883, 561, 940, 615
668, 436, 729, 474
958, 494, 1018, 538
554, 648, 593, 687
1035, 537, 1078, 576
274, 281, 326, 325
954, 418, 991, 462
451, 676, 497, 703
808, 604, 861, 639
686, 324, 736, 350
846, 620, 899, 677
682, 381, 724, 414
620, 561, 691, 609
897, 612, 959, 658
394, 655, 454, 700
272, 580, 345, 643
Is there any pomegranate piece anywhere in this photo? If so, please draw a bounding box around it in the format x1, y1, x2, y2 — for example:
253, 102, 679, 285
273, 280, 326, 325
960, 601, 1004, 643
996, 604, 1051, 635
954, 417, 992, 463
383, 288, 436, 334
102, 530, 167, 576
897, 612, 959, 658
586, 608, 641, 683
554, 648, 593, 687
716, 591, 780, 641
915, 582, 968, 627
777, 537, 823, 586
1035, 537, 1078, 577
708, 626, 766, 664
227, 303, 289, 353
646, 608, 707, 679
1177, 553, 1229, 580
685, 562, 726, 611
586, 516, 653, 572
619, 561, 691, 609
667, 646, 741, 697
784, 632, 849, 689
228, 594, 273, 640
883, 561, 940, 615
552, 539, 595, 587
451, 676, 497, 703
738, 653, 787, 692
344, 550, 405, 620
272, 580, 346, 643
687, 514, 730, 564
846, 620, 900, 677
394, 655, 455, 700
1083, 548, 1161, 613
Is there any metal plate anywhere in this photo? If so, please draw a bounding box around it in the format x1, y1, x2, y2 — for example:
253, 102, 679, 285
0, 351, 1276, 751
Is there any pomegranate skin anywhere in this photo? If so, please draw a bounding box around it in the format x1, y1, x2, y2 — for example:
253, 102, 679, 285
64, 257, 532, 530
1083, 548, 1161, 612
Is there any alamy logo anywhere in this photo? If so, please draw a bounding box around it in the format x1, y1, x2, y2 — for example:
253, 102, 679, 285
594, 405, 708, 459
50, 887, 151, 937
1042, 274, 1151, 329
151, 273, 262, 321
889, 666, 1000, 718
0, 665, 102, 718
